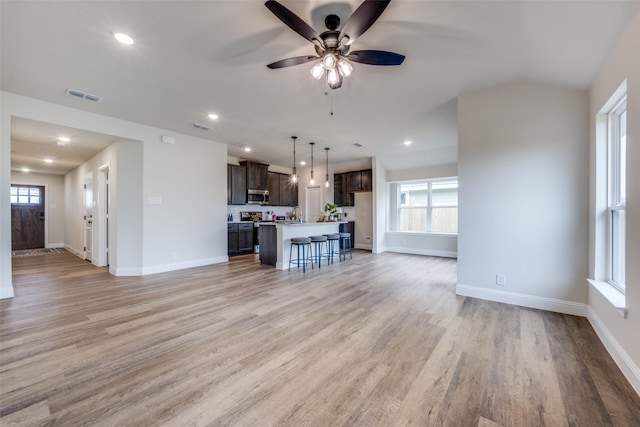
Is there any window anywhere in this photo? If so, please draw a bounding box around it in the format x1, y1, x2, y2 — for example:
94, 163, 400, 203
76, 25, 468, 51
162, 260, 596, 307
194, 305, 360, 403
389, 178, 458, 233
608, 97, 626, 292
10, 185, 41, 205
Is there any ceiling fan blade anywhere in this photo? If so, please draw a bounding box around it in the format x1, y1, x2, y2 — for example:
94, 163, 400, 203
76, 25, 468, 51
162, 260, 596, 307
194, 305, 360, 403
267, 56, 319, 69
348, 50, 405, 66
339, 0, 391, 46
265, 1, 323, 48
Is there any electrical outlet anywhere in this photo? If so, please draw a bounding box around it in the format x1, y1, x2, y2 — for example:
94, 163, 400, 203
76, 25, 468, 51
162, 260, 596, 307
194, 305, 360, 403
496, 274, 506, 286
171, 252, 178, 260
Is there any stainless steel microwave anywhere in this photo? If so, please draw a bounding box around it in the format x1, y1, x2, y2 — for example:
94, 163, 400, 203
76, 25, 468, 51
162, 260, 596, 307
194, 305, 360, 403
247, 189, 269, 205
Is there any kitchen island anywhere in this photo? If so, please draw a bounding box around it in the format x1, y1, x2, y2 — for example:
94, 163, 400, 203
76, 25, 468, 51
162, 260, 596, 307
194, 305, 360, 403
259, 222, 343, 269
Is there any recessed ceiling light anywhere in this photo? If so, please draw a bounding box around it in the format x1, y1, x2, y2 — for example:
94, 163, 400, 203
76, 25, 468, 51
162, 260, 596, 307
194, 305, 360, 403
43, 159, 54, 164
300, 161, 306, 166
57, 136, 70, 142
208, 113, 219, 120
244, 147, 252, 152
114, 32, 135, 45
404, 140, 412, 146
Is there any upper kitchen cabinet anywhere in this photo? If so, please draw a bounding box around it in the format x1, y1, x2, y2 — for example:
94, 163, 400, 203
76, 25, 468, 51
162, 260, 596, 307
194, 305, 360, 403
268, 172, 281, 206
335, 169, 372, 207
268, 172, 298, 206
241, 161, 269, 191
347, 169, 372, 193
279, 175, 298, 207
228, 164, 247, 205
334, 173, 347, 206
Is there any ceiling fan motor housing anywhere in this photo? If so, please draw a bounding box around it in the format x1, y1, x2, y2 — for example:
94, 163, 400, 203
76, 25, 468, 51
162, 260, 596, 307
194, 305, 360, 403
324, 14, 340, 31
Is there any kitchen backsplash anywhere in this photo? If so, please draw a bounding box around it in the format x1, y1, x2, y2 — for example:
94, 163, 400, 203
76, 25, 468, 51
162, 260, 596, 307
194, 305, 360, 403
226, 205, 291, 222
227, 205, 355, 222
340, 206, 355, 220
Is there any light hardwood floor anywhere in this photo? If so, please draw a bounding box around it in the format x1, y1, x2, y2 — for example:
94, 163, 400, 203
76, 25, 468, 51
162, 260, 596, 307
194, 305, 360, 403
1, 250, 639, 426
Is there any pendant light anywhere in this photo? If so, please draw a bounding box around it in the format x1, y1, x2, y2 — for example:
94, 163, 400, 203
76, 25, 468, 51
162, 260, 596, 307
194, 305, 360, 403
324, 147, 330, 188
309, 142, 315, 185
291, 136, 298, 183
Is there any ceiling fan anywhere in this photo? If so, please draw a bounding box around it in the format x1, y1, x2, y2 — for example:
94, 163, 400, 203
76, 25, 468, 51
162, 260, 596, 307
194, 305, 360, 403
265, 0, 405, 89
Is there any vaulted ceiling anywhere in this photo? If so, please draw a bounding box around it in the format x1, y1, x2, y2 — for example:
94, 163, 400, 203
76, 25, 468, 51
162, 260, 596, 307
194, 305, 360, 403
2, 1, 637, 174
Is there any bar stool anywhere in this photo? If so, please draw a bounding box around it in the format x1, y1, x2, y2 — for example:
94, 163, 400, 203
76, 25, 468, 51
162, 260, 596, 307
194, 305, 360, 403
323, 233, 341, 264
309, 235, 329, 269
289, 237, 312, 272
339, 232, 352, 261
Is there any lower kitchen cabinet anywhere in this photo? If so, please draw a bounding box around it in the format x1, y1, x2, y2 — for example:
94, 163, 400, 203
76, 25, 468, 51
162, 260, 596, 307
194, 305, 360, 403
258, 225, 277, 265
228, 223, 254, 256
339, 221, 355, 246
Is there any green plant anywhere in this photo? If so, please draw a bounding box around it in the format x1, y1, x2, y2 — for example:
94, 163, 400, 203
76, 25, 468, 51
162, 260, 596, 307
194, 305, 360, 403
324, 203, 338, 220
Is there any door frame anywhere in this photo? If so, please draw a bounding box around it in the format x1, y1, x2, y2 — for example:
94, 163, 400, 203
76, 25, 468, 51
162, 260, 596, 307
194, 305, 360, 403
84, 172, 93, 262
305, 185, 323, 223
97, 163, 110, 267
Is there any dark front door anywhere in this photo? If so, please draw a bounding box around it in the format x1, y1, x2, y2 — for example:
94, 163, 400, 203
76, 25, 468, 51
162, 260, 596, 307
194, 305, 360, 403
11, 185, 45, 250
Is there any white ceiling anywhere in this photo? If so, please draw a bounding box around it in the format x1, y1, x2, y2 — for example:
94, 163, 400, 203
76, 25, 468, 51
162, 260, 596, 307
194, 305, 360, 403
2, 1, 637, 174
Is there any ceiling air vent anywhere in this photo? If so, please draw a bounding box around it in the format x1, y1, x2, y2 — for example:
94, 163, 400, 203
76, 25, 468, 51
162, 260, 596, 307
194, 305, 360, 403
192, 122, 211, 131
65, 88, 103, 102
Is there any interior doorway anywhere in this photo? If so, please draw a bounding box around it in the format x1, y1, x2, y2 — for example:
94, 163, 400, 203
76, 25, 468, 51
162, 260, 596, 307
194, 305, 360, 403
10, 185, 45, 250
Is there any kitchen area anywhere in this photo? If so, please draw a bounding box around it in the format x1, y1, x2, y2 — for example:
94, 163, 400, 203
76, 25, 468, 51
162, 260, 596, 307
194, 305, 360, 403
227, 158, 370, 265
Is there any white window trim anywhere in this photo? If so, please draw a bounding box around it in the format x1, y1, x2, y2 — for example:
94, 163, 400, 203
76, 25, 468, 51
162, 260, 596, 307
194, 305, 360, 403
390, 177, 458, 235
607, 96, 626, 293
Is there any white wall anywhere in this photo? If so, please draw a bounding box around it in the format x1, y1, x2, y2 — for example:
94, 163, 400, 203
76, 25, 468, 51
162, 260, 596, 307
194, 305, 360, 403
11, 171, 65, 248
588, 7, 640, 393
1, 92, 229, 298
372, 157, 386, 254
457, 81, 589, 314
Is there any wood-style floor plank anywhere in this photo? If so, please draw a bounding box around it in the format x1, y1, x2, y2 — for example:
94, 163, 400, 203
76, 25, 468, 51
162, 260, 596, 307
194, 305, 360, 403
1, 250, 639, 426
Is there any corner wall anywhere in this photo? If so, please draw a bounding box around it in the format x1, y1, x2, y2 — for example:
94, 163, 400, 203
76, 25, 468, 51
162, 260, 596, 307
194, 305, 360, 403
588, 7, 640, 394
457, 81, 589, 314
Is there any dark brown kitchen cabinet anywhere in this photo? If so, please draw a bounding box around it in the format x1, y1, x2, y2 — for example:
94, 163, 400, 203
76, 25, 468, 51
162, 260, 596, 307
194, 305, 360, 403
267, 172, 297, 206
347, 169, 372, 193
227, 223, 239, 254
334, 173, 348, 206
228, 164, 247, 205
339, 221, 355, 245
241, 161, 268, 191
238, 223, 254, 253
360, 169, 372, 191
268, 172, 281, 206
280, 175, 298, 207
258, 225, 277, 265
228, 223, 254, 256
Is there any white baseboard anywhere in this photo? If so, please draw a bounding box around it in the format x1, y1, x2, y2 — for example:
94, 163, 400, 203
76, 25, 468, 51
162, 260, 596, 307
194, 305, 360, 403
0, 286, 14, 299
46, 243, 64, 249
64, 244, 83, 258
587, 307, 640, 397
455, 283, 587, 316
386, 246, 457, 258
139, 256, 228, 276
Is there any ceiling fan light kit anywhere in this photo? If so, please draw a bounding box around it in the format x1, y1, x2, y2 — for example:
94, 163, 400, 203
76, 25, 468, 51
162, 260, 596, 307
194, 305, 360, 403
265, 0, 404, 90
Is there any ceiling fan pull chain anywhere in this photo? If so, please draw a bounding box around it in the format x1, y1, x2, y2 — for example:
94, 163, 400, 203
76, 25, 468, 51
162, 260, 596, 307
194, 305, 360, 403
331, 91, 334, 116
